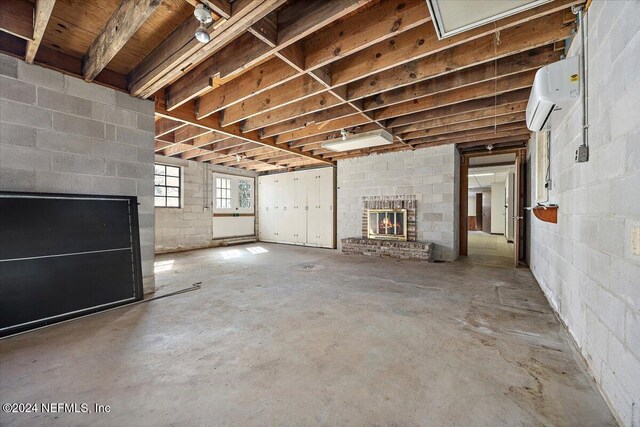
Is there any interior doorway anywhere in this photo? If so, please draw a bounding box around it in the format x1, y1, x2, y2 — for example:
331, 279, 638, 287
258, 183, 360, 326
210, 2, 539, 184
459, 149, 526, 268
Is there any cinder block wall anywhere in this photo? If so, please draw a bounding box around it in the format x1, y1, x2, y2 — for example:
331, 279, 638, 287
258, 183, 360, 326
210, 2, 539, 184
0, 54, 156, 293
527, 2, 640, 425
337, 144, 458, 261
154, 155, 258, 253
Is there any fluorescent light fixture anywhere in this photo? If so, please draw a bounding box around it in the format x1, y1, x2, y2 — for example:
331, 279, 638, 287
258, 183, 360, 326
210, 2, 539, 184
468, 173, 494, 178
426, 0, 552, 39
322, 130, 393, 152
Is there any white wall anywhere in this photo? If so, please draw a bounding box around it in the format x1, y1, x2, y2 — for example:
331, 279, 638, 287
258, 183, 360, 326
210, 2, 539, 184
527, 1, 640, 425
337, 144, 458, 261
0, 54, 156, 293
154, 156, 257, 253
490, 181, 505, 234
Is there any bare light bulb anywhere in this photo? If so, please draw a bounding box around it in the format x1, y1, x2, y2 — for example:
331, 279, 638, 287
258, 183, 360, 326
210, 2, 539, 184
195, 24, 210, 43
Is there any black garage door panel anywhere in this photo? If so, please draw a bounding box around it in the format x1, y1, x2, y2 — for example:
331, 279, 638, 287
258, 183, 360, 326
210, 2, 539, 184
0, 192, 143, 337
0, 197, 132, 260
0, 250, 136, 329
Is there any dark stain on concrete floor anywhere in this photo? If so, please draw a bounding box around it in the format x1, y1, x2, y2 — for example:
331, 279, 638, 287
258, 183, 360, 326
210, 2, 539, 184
0, 243, 616, 426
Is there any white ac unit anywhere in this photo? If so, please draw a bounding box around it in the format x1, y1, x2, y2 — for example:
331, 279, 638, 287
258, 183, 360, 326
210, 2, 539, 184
526, 56, 580, 131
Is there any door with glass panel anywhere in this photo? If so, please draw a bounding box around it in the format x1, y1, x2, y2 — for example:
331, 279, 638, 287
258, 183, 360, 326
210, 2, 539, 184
213, 173, 255, 239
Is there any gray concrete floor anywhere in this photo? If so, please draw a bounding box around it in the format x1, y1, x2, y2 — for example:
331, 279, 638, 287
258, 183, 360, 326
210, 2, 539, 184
0, 243, 615, 426
461, 231, 516, 269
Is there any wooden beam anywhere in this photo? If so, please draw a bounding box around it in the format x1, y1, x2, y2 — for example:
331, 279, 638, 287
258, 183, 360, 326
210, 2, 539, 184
155, 96, 334, 166
246, 11, 277, 47
259, 71, 533, 144
401, 113, 526, 141
394, 101, 528, 135
261, 46, 555, 139
241, 91, 343, 132
165, 32, 273, 110
129, 0, 288, 98
195, 57, 297, 118
0, 0, 34, 41
212, 12, 570, 139
276, 0, 370, 46
25, 0, 56, 64
291, 95, 529, 152
412, 128, 531, 147
362, 46, 560, 111
385, 88, 530, 128
261, 104, 358, 138
346, 11, 574, 101
155, 117, 186, 137
276, 114, 373, 144
173, 125, 213, 144
208, 2, 574, 136
195, 0, 423, 119
82, 0, 162, 81
0, 32, 128, 90
303, 0, 430, 70
220, 75, 328, 126
373, 69, 537, 121
330, 0, 581, 88
202, 0, 231, 19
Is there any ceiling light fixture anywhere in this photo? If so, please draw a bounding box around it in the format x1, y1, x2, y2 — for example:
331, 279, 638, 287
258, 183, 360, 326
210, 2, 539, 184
236, 154, 241, 163
322, 130, 394, 152
194, 4, 212, 43
486, 144, 494, 151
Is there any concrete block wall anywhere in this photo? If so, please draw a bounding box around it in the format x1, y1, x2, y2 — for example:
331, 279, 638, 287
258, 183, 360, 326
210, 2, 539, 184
154, 155, 257, 253
527, 2, 640, 425
337, 144, 458, 261
0, 54, 156, 293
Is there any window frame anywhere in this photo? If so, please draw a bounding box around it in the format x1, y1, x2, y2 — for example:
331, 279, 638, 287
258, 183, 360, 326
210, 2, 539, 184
238, 179, 252, 209
154, 164, 182, 208
216, 177, 232, 209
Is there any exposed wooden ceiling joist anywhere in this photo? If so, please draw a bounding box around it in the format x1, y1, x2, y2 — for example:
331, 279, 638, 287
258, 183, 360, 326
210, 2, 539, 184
25, 0, 57, 64
0, 0, 584, 171
167, 0, 376, 111
129, 0, 289, 98
155, 95, 333, 166
82, 0, 162, 81
195, 0, 429, 118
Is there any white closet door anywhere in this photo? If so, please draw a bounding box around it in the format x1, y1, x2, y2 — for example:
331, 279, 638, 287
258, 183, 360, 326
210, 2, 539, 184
306, 171, 321, 247
277, 174, 295, 244
258, 176, 278, 242
317, 168, 334, 248
259, 169, 334, 248
293, 174, 308, 244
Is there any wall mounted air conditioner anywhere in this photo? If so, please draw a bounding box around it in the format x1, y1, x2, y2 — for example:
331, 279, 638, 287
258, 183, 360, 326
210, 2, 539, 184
322, 130, 393, 152
526, 55, 580, 131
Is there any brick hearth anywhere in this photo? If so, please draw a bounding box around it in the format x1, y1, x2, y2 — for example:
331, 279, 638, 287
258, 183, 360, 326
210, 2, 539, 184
341, 238, 433, 261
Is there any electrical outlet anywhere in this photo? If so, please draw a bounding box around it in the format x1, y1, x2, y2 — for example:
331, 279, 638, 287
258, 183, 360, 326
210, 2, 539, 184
575, 145, 589, 162
632, 226, 640, 256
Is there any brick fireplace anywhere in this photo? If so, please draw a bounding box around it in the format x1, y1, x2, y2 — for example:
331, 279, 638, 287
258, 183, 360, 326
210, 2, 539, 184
342, 195, 433, 261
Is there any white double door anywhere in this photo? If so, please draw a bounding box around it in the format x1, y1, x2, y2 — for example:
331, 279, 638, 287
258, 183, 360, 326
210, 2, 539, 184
258, 168, 333, 248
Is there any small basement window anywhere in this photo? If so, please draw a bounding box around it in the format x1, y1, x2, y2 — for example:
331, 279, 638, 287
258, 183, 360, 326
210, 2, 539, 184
154, 164, 181, 208
216, 177, 231, 209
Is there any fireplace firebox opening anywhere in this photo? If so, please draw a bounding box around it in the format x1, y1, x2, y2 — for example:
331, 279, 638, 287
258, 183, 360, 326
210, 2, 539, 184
367, 208, 407, 241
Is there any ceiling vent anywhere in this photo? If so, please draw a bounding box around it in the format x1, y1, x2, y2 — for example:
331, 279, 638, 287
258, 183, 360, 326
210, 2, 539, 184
425, 0, 552, 39
322, 130, 394, 152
